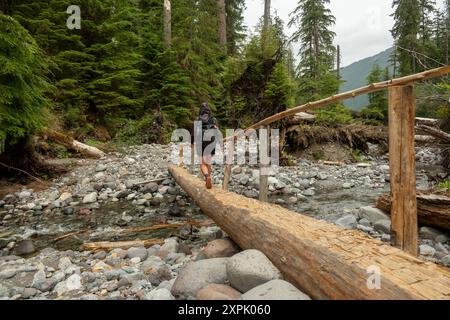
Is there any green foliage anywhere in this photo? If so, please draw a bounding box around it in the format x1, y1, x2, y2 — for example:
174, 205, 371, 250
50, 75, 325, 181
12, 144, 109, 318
391, 0, 421, 75
113, 113, 170, 146
0, 14, 51, 146
315, 103, 353, 126
360, 64, 389, 125
221, 19, 295, 128
437, 180, 450, 190
289, 0, 340, 103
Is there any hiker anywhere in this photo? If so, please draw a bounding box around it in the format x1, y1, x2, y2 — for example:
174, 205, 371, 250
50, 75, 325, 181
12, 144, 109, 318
195, 102, 219, 189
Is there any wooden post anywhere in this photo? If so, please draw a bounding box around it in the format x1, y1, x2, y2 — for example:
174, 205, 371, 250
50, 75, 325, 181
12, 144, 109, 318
179, 145, 184, 168
222, 138, 234, 191
217, 0, 227, 53
163, 0, 172, 48
189, 144, 195, 174
388, 85, 418, 256
259, 126, 270, 202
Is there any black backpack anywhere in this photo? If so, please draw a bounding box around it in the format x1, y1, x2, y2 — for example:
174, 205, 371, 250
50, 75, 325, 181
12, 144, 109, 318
199, 113, 217, 131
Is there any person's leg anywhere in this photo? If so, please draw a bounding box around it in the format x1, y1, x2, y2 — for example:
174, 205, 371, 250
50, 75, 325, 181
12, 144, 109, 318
202, 155, 212, 189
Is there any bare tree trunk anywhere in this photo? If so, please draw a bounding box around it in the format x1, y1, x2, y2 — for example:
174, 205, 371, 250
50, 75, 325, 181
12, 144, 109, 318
218, 0, 227, 53
264, 0, 271, 31
163, 0, 172, 48
336, 45, 341, 79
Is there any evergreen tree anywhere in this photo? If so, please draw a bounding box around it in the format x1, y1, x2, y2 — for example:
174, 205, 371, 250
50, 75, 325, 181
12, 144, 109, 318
0, 14, 51, 171
288, 0, 339, 103
222, 16, 294, 128
225, 0, 246, 55
361, 64, 390, 124
391, 0, 421, 75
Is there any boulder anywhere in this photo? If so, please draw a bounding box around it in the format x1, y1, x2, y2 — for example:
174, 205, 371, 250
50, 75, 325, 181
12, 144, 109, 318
201, 238, 240, 259
226, 249, 282, 293
14, 240, 36, 256
241, 280, 311, 300
145, 288, 175, 300
335, 215, 357, 229
197, 284, 241, 300
374, 220, 391, 234
127, 247, 148, 261
359, 206, 389, 224
171, 258, 228, 299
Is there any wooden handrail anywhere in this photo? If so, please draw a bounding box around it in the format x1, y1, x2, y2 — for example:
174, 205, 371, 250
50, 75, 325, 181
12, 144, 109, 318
223, 66, 450, 142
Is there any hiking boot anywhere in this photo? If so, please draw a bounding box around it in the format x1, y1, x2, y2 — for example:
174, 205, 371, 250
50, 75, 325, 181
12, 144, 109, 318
205, 174, 212, 189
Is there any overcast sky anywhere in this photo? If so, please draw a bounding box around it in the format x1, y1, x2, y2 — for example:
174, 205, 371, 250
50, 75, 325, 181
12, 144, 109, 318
244, 0, 396, 67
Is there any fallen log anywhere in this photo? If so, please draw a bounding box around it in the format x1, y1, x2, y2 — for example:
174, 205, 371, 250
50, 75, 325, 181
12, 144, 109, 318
82, 238, 164, 251
42, 129, 105, 158
415, 125, 450, 144
169, 165, 450, 300
416, 117, 440, 128
376, 193, 450, 232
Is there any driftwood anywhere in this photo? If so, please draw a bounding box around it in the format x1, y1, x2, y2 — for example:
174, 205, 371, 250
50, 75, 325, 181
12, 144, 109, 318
169, 165, 450, 300
286, 112, 316, 126
415, 135, 437, 143
42, 129, 105, 158
416, 117, 440, 128
83, 238, 164, 251
51, 230, 88, 243
376, 192, 450, 232
415, 125, 450, 144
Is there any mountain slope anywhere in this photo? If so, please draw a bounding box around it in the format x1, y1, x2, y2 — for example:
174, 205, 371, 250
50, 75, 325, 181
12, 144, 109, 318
340, 47, 394, 110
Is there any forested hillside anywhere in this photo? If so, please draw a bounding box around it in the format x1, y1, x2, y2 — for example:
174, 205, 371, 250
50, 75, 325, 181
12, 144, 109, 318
340, 47, 394, 110
0, 0, 449, 176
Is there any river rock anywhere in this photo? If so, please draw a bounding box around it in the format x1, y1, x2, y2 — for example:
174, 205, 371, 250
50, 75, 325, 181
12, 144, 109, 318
335, 215, 357, 229
145, 288, 175, 300
0, 269, 17, 279
419, 227, 447, 241
419, 244, 436, 257
127, 247, 148, 261
239, 175, 249, 186
55, 274, 82, 296
241, 280, 311, 300
31, 271, 57, 292
18, 190, 32, 199
201, 238, 239, 259
303, 189, 315, 197
442, 255, 450, 267
171, 258, 229, 299
243, 190, 258, 199
0, 283, 9, 298
359, 206, 389, 224
14, 240, 36, 256
197, 284, 241, 300
82, 192, 98, 204
374, 220, 391, 234
160, 238, 179, 254
226, 249, 282, 293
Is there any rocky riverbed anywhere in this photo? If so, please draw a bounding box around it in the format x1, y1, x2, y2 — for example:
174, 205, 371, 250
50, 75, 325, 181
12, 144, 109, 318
0, 143, 449, 300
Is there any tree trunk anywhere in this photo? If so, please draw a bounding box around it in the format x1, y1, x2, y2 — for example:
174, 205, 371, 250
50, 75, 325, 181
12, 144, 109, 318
218, 0, 227, 53
0, 137, 48, 177
376, 193, 450, 232
42, 129, 105, 158
263, 0, 271, 31
169, 165, 450, 300
416, 125, 450, 143
163, 0, 172, 48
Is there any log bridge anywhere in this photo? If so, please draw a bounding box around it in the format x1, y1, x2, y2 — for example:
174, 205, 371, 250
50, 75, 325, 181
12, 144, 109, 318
170, 66, 450, 300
